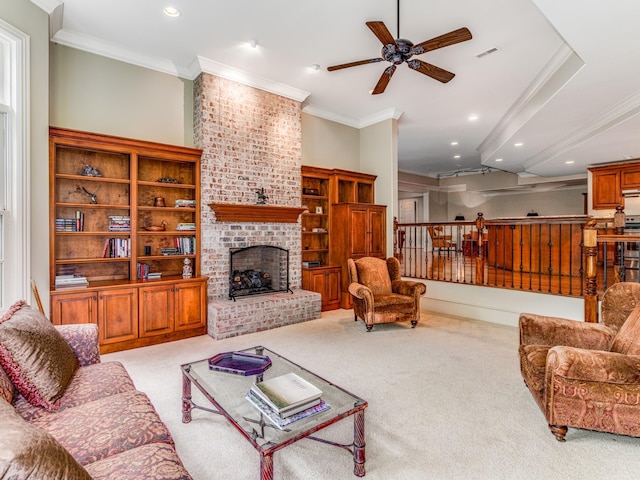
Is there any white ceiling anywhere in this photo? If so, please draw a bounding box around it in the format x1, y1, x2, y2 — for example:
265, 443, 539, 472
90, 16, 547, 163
35, 0, 640, 182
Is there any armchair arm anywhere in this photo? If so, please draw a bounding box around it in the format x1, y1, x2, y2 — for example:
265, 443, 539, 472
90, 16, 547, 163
519, 313, 615, 351
55, 324, 101, 366
391, 280, 426, 298
348, 282, 374, 303
547, 346, 640, 385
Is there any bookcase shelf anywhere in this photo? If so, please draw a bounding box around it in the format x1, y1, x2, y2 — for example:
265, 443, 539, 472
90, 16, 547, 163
49, 127, 208, 353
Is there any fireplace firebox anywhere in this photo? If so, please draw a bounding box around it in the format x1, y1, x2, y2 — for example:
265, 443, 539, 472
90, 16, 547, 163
229, 245, 291, 300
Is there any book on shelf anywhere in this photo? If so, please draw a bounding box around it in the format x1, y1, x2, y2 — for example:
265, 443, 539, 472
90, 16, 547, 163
55, 275, 89, 289
245, 390, 330, 430
250, 372, 323, 416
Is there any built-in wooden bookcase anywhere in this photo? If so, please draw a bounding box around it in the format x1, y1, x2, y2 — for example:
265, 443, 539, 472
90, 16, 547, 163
49, 127, 207, 353
301, 166, 331, 267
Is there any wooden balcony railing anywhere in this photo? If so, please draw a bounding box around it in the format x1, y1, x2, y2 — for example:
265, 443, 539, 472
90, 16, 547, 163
395, 209, 640, 322
394, 213, 608, 299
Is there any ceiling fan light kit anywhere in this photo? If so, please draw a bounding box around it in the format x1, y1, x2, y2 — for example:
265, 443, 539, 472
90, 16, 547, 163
327, 4, 472, 94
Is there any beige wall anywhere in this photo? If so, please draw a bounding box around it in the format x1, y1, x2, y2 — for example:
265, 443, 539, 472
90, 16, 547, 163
301, 113, 359, 170
0, 1, 50, 311
50, 44, 194, 147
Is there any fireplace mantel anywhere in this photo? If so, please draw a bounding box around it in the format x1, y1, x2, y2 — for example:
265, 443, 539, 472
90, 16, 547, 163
208, 203, 306, 223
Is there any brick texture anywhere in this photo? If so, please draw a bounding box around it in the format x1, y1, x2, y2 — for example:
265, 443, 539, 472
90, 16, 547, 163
194, 73, 320, 339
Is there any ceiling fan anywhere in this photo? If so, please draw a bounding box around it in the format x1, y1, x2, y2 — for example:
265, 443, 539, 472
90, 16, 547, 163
327, 2, 472, 94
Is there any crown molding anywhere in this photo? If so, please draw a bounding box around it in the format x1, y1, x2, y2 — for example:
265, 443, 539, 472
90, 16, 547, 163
51, 29, 191, 78
195, 56, 310, 103
30, 0, 61, 14
302, 105, 403, 129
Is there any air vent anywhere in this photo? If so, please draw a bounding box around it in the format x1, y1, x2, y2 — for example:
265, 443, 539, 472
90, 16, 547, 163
476, 47, 498, 59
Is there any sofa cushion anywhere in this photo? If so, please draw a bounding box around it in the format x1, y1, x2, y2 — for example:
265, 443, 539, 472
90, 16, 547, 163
611, 302, 640, 355
30, 390, 174, 466
0, 398, 91, 480
0, 300, 78, 411
14, 361, 136, 422
0, 365, 13, 403
84, 443, 192, 480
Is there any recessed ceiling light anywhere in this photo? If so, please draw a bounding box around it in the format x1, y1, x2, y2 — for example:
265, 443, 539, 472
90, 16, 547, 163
163, 6, 181, 17
514, 142, 523, 147
450, 141, 458, 146
453, 155, 461, 159
468, 114, 478, 121
249, 39, 258, 48
310, 64, 320, 71
565, 160, 575, 164
495, 158, 503, 162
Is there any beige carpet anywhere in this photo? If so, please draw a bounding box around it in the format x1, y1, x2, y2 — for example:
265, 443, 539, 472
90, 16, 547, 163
104, 310, 640, 480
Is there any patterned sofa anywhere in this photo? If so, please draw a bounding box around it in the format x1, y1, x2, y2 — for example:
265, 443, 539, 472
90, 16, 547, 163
0, 300, 191, 480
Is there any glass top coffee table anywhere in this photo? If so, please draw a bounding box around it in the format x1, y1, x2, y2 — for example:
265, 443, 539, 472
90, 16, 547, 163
181, 346, 368, 480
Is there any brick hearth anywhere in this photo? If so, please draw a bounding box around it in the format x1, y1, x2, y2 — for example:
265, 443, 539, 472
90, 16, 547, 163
194, 73, 321, 339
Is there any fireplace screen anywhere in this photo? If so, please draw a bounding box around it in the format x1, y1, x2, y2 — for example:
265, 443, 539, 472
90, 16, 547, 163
229, 245, 291, 300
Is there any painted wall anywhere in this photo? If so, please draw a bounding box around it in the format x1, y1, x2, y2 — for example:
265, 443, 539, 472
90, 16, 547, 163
0, 1, 49, 311
301, 113, 359, 170
50, 44, 193, 147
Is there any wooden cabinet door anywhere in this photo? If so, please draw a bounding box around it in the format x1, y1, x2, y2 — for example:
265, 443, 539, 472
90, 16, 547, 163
50, 291, 97, 325
139, 284, 175, 337
174, 281, 206, 331
368, 206, 386, 257
591, 169, 621, 209
323, 267, 341, 310
621, 166, 640, 189
97, 288, 138, 345
349, 207, 369, 257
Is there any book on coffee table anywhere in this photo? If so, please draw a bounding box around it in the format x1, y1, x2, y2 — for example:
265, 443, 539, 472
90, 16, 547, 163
245, 390, 330, 430
250, 372, 322, 416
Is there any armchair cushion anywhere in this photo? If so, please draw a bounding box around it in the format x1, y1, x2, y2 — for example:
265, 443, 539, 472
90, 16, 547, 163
0, 301, 78, 411
354, 257, 392, 295
610, 302, 640, 355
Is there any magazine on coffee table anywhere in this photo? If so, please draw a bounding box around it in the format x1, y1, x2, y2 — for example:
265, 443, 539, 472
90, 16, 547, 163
250, 372, 323, 416
245, 390, 330, 430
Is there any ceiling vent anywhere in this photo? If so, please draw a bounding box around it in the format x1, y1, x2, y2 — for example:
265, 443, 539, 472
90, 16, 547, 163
476, 47, 498, 59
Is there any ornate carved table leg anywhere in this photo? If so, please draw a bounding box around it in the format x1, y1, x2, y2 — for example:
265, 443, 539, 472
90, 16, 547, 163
353, 410, 366, 477
260, 453, 274, 480
182, 370, 192, 423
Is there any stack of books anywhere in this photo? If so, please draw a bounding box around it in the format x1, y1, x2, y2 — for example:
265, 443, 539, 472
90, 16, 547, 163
174, 199, 196, 208
55, 211, 84, 232
107, 215, 131, 232
176, 223, 196, 231
55, 275, 89, 289
245, 372, 330, 429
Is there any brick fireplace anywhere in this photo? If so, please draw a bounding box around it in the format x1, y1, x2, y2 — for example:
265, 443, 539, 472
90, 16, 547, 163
194, 73, 321, 339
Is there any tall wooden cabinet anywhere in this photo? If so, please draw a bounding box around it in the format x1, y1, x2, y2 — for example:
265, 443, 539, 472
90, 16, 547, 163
300, 166, 385, 311
49, 127, 208, 353
330, 203, 387, 308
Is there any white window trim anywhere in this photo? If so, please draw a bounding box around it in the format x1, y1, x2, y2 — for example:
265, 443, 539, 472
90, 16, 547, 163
0, 19, 30, 306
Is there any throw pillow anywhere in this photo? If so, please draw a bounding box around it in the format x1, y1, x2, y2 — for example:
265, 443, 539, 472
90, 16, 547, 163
610, 302, 640, 355
0, 300, 78, 410
0, 399, 91, 480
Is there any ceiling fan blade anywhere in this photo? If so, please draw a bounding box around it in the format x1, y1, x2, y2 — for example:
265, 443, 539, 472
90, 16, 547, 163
327, 58, 384, 71
371, 65, 397, 95
366, 21, 396, 46
411, 27, 472, 55
407, 59, 455, 83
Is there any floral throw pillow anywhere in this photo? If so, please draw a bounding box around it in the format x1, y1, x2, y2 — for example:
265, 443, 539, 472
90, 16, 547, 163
0, 398, 91, 480
0, 300, 78, 410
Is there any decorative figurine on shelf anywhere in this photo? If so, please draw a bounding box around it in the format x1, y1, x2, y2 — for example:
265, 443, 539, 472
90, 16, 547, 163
81, 164, 102, 177
143, 220, 168, 231
256, 188, 268, 205
182, 258, 193, 279
157, 176, 179, 184
76, 186, 101, 204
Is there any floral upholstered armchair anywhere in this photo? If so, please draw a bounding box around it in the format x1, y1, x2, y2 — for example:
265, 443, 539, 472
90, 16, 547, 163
347, 257, 426, 332
519, 282, 640, 441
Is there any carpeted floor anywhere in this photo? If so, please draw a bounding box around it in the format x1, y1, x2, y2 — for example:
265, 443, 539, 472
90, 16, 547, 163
104, 310, 640, 480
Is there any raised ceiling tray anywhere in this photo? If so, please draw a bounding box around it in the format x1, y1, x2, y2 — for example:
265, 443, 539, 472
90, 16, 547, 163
208, 351, 272, 376
208, 204, 306, 223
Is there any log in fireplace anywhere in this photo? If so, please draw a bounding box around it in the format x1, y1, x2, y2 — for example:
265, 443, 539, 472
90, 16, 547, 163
229, 245, 291, 300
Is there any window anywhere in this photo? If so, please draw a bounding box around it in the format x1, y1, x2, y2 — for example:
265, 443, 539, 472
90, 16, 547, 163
0, 20, 29, 308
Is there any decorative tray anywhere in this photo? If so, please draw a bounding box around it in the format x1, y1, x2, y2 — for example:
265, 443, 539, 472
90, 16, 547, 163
208, 351, 272, 376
